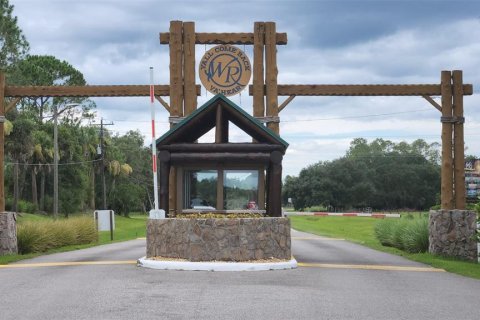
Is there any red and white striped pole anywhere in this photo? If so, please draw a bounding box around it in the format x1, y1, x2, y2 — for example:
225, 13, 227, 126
149, 67, 159, 210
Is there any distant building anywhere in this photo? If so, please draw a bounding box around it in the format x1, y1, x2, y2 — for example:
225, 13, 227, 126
465, 159, 480, 201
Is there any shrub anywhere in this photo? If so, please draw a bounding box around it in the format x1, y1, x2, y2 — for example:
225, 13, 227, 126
17, 200, 36, 213
17, 216, 98, 254
374, 217, 429, 253
401, 218, 429, 253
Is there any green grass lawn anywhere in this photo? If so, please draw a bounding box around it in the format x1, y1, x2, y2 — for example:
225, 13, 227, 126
290, 215, 480, 279
0, 213, 148, 265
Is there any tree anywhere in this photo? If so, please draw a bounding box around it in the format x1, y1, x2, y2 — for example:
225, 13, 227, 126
0, 0, 29, 69
284, 138, 441, 211
7, 55, 95, 122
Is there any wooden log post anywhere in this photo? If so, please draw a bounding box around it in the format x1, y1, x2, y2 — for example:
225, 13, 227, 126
169, 20, 184, 125
268, 151, 283, 217
441, 71, 454, 210
253, 22, 265, 119
265, 22, 279, 135
183, 21, 197, 116
158, 151, 171, 214
168, 21, 184, 215
0, 73, 5, 212
452, 70, 465, 209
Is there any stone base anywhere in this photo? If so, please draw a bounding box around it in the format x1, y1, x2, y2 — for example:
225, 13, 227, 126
0, 212, 18, 255
429, 210, 478, 262
147, 218, 291, 262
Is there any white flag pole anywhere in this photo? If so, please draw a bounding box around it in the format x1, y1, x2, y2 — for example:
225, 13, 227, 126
149, 67, 159, 210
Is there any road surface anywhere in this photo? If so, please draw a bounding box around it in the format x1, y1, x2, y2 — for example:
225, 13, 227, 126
0, 229, 479, 320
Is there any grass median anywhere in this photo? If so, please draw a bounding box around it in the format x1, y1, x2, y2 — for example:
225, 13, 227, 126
290, 215, 480, 279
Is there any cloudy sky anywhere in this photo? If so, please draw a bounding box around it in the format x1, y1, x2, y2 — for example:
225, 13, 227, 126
9, 0, 480, 177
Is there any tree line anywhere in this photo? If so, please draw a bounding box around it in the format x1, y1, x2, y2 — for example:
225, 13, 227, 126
283, 138, 441, 211
1, 0, 153, 216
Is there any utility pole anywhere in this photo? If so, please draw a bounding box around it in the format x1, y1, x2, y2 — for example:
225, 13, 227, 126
94, 118, 113, 209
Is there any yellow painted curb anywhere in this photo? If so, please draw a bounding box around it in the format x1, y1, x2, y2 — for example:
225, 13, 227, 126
297, 262, 445, 272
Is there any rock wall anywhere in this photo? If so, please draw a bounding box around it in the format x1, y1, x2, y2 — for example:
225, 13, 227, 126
429, 210, 478, 261
0, 212, 18, 255
147, 218, 291, 261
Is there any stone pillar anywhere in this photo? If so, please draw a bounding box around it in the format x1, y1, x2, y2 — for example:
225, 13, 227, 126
0, 212, 18, 255
429, 210, 478, 261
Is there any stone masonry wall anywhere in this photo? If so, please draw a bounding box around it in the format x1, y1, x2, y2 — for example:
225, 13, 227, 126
0, 212, 18, 255
147, 218, 291, 261
429, 210, 478, 261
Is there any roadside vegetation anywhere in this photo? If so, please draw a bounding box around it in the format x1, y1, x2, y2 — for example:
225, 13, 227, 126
283, 138, 441, 212
290, 215, 480, 279
374, 215, 429, 253
0, 213, 148, 265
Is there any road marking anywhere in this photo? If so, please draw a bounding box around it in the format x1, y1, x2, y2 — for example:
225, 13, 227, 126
292, 237, 345, 241
297, 262, 445, 272
0, 260, 137, 269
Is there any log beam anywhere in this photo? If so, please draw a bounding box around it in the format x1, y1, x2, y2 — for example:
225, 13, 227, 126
249, 84, 473, 96
4, 85, 201, 97
441, 71, 454, 210
155, 96, 170, 112
5, 97, 21, 113
278, 95, 296, 112
183, 22, 197, 115
422, 95, 442, 112
169, 21, 184, 125
265, 22, 279, 134
452, 70, 465, 209
253, 22, 265, 118
160, 32, 288, 45
170, 152, 272, 164
159, 143, 285, 153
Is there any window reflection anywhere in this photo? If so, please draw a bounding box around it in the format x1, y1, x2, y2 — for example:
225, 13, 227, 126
184, 170, 217, 210
224, 170, 259, 210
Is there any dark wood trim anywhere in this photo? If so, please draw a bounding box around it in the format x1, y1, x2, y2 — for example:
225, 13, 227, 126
159, 143, 285, 153
170, 152, 272, 164
159, 160, 170, 214
269, 163, 282, 217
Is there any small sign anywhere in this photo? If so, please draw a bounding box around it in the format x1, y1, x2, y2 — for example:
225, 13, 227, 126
199, 45, 252, 96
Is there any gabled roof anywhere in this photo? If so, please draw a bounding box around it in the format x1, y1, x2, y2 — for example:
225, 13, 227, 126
156, 94, 288, 149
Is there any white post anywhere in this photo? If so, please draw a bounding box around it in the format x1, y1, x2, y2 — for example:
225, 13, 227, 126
150, 67, 159, 210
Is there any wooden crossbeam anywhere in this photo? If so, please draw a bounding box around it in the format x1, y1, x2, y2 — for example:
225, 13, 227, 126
4, 85, 201, 98
5, 97, 21, 113
249, 84, 473, 96
160, 32, 288, 45
422, 95, 442, 112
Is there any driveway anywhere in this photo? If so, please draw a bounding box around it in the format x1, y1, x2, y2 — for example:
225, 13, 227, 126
0, 230, 479, 320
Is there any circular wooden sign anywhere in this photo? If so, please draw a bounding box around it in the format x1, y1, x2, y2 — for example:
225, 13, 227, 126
199, 45, 252, 97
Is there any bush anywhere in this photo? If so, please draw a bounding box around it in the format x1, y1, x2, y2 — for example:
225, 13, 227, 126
17, 216, 98, 254
374, 217, 429, 253
401, 218, 429, 253
17, 200, 36, 213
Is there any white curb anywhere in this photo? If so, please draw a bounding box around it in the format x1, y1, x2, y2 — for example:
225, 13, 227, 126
137, 257, 298, 272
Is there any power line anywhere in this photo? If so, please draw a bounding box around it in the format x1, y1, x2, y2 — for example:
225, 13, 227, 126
282, 108, 433, 122
5, 159, 102, 166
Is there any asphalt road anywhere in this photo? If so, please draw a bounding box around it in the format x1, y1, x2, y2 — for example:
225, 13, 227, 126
1, 230, 479, 320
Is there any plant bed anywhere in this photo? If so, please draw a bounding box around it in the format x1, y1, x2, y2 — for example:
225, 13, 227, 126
146, 217, 291, 262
